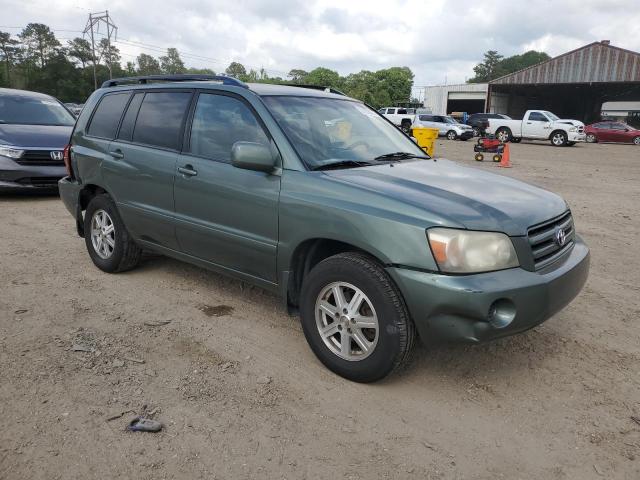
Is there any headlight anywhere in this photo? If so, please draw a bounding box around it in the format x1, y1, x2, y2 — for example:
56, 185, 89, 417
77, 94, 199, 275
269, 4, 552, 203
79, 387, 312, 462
427, 228, 519, 273
0, 146, 24, 159
568, 127, 577, 132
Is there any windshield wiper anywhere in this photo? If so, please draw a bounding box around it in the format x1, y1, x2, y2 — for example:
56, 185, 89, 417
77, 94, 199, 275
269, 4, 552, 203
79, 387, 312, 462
374, 151, 431, 161
311, 160, 374, 171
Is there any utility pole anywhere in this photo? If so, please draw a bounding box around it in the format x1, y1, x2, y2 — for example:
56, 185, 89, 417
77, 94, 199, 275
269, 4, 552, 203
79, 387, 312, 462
83, 10, 118, 89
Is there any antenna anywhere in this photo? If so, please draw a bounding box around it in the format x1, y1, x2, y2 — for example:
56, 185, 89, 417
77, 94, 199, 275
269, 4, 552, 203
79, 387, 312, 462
83, 10, 118, 90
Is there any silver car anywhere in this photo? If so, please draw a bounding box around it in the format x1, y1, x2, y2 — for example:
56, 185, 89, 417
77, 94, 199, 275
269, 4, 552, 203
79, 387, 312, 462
412, 114, 474, 141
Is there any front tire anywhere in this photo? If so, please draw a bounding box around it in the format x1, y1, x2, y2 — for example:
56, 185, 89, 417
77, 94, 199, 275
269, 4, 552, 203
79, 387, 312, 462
400, 120, 411, 133
446, 130, 457, 140
472, 126, 480, 137
633, 136, 640, 145
551, 131, 568, 146
84, 194, 142, 273
299, 252, 415, 383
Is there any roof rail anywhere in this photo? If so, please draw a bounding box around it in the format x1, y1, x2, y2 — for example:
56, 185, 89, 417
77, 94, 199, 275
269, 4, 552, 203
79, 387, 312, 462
101, 74, 248, 89
288, 84, 347, 96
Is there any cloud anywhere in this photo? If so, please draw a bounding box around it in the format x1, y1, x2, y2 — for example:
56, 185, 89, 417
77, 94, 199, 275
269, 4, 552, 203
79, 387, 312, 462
3, 0, 640, 85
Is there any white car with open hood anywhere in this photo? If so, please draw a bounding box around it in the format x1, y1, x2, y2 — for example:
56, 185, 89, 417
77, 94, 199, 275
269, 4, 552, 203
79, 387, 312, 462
485, 110, 586, 146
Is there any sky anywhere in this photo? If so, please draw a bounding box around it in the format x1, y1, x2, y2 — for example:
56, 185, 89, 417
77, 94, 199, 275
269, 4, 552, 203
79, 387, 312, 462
3, 0, 640, 89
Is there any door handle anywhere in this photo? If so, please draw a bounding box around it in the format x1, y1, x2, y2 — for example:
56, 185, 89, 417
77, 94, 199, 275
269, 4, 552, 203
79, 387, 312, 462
178, 165, 197, 177
526, 122, 533, 124
109, 150, 124, 159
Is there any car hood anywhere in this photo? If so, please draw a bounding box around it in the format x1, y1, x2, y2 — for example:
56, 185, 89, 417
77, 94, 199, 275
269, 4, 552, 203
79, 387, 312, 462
0, 124, 73, 148
322, 159, 568, 236
555, 119, 585, 128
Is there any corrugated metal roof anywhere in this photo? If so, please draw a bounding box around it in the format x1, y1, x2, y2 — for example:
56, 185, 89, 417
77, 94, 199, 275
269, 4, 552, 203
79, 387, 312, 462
490, 42, 640, 85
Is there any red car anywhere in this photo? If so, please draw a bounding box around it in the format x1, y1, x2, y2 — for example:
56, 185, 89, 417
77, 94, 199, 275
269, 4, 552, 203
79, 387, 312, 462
585, 121, 640, 145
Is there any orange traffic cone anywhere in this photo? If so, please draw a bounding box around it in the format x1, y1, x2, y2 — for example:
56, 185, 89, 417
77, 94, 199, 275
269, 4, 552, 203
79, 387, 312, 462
499, 143, 511, 168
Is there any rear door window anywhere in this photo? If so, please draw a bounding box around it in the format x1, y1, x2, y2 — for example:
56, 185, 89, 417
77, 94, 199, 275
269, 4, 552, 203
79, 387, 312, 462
386, 108, 395, 114
117, 92, 144, 141
188, 93, 270, 163
87, 92, 131, 139
397, 109, 407, 114
132, 91, 192, 150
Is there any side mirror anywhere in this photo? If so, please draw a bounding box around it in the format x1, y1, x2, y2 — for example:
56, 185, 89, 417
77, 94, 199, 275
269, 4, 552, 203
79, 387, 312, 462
231, 141, 277, 173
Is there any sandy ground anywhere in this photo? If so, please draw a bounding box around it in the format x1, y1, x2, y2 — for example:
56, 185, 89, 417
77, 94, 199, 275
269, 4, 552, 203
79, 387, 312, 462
1, 139, 639, 480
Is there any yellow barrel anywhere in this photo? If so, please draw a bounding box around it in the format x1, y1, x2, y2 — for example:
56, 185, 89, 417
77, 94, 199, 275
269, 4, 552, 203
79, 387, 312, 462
411, 127, 439, 157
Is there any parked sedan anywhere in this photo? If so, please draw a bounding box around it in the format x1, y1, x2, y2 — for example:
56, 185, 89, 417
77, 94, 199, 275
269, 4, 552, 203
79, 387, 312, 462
412, 114, 474, 140
0, 88, 75, 192
585, 122, 640, 145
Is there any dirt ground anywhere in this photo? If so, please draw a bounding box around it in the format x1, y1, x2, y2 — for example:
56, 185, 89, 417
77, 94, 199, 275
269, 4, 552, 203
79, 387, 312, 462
1, 139, 639, 480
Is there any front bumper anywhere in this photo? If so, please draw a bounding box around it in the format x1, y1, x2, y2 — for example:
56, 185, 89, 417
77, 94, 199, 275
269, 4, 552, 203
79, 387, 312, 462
568, 132, 586, 142
458, 130, 474, 140
0, 157, 66, 192
387, 236, 590, 344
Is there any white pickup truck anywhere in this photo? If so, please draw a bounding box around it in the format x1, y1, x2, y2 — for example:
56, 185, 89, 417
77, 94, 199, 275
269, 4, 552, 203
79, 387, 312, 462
486, 110, 586, 146
379, 107, 416, 132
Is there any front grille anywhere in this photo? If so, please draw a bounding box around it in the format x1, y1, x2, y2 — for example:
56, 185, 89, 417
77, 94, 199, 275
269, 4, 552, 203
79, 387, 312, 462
15, 176, 61, 187
527, 211, 575, 270
15, 150, 64, 166
577, 126, 585, 134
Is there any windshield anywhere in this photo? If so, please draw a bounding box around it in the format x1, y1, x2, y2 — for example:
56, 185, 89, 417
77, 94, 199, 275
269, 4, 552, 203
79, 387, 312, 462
443, 116, 459, 124
263, 96, 425, 169
543, 111, 559, 121
0, 94, 76, 126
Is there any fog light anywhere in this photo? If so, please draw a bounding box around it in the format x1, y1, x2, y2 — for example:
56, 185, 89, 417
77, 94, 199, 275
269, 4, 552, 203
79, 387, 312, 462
488, 299, 516, 329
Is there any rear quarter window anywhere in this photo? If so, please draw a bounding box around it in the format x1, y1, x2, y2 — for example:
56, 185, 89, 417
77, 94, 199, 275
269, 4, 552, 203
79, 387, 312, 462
132, 91, 192, 150
87, 92, 131, 139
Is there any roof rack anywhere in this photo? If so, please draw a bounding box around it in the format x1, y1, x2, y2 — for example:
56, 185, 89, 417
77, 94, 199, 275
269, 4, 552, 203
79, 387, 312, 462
101, 74, 248, 89
288, 84, 347, 96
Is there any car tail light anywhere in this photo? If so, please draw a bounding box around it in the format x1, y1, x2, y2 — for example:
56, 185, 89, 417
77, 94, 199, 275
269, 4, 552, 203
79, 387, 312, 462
63, 143, 73, 178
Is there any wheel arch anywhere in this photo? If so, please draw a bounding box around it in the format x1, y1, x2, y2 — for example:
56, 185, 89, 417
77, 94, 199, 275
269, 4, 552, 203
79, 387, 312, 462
286, 238, 388, 310
548, 129, 568, 141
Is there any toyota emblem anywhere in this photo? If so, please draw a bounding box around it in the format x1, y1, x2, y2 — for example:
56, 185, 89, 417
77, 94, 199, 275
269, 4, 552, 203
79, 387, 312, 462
50, 150, 64, 161
555, 228, 567, 247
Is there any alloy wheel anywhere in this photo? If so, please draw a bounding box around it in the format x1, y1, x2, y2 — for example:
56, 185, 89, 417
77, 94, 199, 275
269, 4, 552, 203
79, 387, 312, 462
314, 282, 379, 361
90, 209, 115, 259
552, 133, 566, 146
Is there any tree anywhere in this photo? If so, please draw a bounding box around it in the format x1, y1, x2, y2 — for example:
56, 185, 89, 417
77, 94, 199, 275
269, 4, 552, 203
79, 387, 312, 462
97, 38, 121, 73
160, 48, 185, 74
469, 50, 503, 83
305, 67, 342, 88
469, 50, 549, 83
186, 67, 216, 75
287, 68, 308, 82
0, 31, 20, 86
225, 61, 247, 78
125, 61, 136, 76
224, 62, 247, 80
67, 38, 92, 68
136, 53, 161, 75
19, 23, 61, 68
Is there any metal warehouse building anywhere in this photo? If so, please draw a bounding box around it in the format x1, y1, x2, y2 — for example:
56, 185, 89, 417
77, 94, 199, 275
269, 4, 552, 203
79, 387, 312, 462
488, 40, 640, 124
422, 83, 488, 116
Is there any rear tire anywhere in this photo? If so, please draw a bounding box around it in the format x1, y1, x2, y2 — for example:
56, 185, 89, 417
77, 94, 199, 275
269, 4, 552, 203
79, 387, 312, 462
401, 120, 411, 133
586, 133, 597, 143
472, 127, 480, 137
492, 154, 501, 162
496, 128, 511, 143
84, 194, 142, 273
511, 137, 522, 143
299, 252, 415, 383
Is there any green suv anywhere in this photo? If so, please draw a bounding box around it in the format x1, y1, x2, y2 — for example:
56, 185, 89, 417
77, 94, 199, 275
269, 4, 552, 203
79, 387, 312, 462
59, 75, 590, 382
